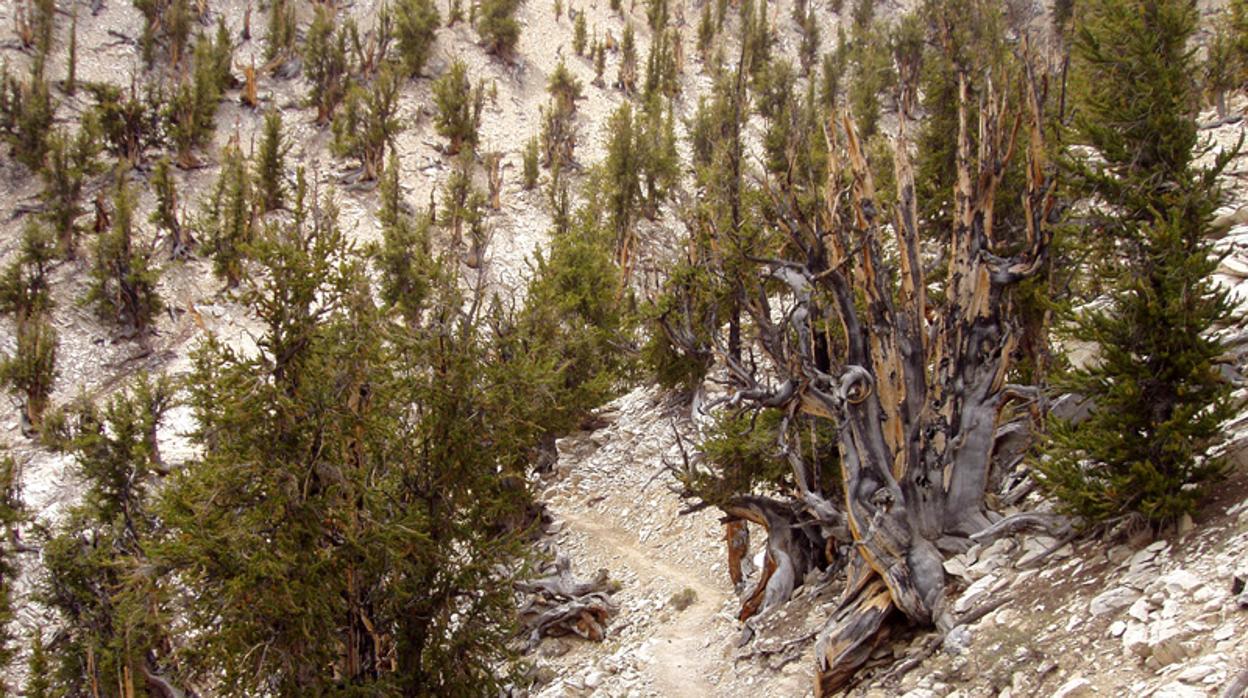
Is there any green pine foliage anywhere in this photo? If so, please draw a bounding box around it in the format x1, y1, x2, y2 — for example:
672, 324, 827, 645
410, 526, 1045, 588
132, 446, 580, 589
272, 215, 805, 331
0, 62, 55, 171
646, 0, 668, 30
200, 144, 254, 288
40, 122, 102, 260
913, 1, 1018, 238
604, 102, 643, 235
0, 220, 58, 429
166, 30, 231, 168
441, 151, 486, 248
643, 27, 679, 100
159, 188, 530, 695
1, 309, 58, 431
637, 96, 678, 219
755, 60, 827, 202
618, 23, 637, 93
541, 59, 583, 170
1038, 0, 1237, 526
740, 0, 772, 79
26, 628, 51, 698
697, 2, 715, 60
332, 62, 403, 181
820, 28, 849, 109
39, 375, 175, 697
85, 79, 165, 166
686, 410, 839, 507
477, 0, 523, 58
305, 5, 351, 124
546, 159, 573, 234
433, 59, 485, 155
574, 11, 588, 56
134, 0, 193, 68
594, 39, 607, 85
394, 0, 440, 77
0, 220, 56, 323
265, 0, 297, 62
798, 8, 821, 76
21, 0, 56, 61
646, 66, 753, 390
512, 199, 632, 434
1205, 17, 1238, 119
641, 256, 717, 390
86, 173, 163, 338
523, 134, 540, 189
0, 456, 22, 689
152, 155, 196, 259
66, 4, 78, 95
548, 57, 584, 116
373, 155, 441, 326
1232, 0, 1248, 81
845, 21, 893, 141
253, 109, 289, 213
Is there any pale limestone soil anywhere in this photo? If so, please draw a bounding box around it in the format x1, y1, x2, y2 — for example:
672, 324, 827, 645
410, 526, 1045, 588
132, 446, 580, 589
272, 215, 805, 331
531, 386, 821, 697
559, 507, 732, 696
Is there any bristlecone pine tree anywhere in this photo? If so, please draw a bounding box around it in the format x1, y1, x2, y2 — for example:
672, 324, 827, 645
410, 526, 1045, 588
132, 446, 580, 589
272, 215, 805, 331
39, 123, 102, 260
200, 144, 255, 288
304, 5, 350, 125
158, 185, 532, 695
1037, 0, 1235, 526
395, 0, 440, 77
0, 61, 55, 171
86, 79, 164, 167
135, 0, 193, 68
253, 109, 289, 213
617, 23, 637, 93
86, 172, 163, 340
332, 62, 403, 181
433, 58, 485, 155
523, 134, 541, 189
541, 58, 583, 170
151, 155, 195, 259
653, 14, 1056, 693
165, 29, 232, 168
38, 375, 178, 697
0, 311, 56, 434
0, 456, 23, 688
477, 0, 523, 58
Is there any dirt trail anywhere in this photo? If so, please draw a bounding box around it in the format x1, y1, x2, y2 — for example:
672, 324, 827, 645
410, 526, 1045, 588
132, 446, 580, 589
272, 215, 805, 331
557, 506, 734, 696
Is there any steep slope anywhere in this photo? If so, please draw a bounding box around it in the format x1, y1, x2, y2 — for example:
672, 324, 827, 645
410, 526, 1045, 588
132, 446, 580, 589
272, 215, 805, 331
2, 0, 1248, 695
531, 386, 814, 697
524, 105, 1248, 697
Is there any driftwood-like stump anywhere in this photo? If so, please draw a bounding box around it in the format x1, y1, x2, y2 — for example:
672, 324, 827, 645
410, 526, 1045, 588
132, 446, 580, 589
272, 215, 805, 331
516, 555, 618, 650
665, 44, 1055, 693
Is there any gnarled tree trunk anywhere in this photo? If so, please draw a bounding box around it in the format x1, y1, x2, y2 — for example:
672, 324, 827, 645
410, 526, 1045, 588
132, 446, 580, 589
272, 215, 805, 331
678, 52, 1054, 693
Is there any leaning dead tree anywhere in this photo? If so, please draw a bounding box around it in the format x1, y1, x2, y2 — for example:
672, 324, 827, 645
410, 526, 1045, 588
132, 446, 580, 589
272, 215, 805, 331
665, 49, 1055, 693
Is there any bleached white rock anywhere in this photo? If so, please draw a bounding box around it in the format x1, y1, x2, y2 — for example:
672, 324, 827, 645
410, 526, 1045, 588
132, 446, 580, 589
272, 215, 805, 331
955, 574, 1000, 614
1152, 682, 1207, 698
1175, 664, 1215, 683
1052, 676, 1094, 698
1089, 587, 1140, 616
1159, 569, 1202, 596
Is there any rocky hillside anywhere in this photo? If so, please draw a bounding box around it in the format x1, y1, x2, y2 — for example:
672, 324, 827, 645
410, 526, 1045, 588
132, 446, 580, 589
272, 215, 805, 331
2, 0, 1248, 695
520, 101, 1248, 697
